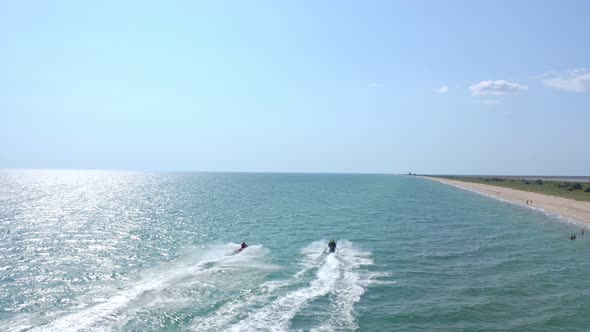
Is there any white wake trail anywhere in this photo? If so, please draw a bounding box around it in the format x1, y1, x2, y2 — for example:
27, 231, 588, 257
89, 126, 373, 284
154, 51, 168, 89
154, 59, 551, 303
312, 240, 376, 332
33, 243, 273, 332
222, 240, 387, 332
189, 279, 292, 331
191, 240, 331, 331
229, 253, 341, 332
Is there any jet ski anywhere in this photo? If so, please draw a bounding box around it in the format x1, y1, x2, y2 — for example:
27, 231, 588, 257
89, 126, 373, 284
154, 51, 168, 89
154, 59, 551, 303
237, 242, 248, 253
328, 240, 336, 253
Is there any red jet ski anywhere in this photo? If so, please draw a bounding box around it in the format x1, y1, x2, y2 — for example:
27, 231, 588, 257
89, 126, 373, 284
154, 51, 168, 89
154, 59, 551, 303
237, 242, 248, 252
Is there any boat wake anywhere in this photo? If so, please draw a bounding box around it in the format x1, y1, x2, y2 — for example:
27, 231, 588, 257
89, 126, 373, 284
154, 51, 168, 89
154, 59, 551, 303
193, 240, 386, 332
16, 241, 386, 332
30, 243, 275, 332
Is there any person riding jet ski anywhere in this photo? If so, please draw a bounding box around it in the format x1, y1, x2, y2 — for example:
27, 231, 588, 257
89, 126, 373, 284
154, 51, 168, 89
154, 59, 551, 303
328, 239, 337, 253
238, 242, 248, 252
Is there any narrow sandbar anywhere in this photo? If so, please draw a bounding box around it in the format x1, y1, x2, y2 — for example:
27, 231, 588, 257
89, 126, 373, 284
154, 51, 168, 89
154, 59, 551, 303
424, 176, 590, 226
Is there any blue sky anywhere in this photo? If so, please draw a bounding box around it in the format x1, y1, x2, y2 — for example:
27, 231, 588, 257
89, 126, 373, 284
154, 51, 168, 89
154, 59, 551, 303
1, 1, 589, 174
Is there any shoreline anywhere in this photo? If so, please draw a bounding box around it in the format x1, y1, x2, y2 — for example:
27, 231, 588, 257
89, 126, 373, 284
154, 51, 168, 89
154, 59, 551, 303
423, 176, 590, 226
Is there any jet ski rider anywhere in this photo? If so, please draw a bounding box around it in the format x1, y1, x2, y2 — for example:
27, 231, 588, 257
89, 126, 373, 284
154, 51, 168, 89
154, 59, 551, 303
328, 239, 336, 253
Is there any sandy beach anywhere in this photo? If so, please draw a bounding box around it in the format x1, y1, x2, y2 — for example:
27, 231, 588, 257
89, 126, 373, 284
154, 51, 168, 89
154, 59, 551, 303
424, 176, 590, 226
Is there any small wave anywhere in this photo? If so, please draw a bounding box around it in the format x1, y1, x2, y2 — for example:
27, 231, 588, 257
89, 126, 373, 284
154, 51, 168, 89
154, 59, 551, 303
358, 271, 397, 286
189, 279, 293, 331
0, 313, 39, 332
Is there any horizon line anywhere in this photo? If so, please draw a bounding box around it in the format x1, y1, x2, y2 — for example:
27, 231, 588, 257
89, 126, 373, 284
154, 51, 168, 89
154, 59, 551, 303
1, 168, 589, 177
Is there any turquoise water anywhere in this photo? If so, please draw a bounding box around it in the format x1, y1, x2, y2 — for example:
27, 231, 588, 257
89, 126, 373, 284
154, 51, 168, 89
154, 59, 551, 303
1, 170, 589, 331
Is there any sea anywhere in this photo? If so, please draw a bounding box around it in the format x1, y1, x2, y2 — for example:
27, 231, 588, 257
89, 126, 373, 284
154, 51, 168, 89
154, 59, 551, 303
1, 170, 589, 331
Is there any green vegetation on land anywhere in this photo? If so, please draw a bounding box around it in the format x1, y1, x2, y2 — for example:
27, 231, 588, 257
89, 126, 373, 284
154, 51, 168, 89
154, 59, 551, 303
434, 176, 590, 202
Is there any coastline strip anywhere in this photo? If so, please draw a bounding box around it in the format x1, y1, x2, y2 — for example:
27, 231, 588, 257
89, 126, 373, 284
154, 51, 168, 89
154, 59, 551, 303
423, 176, 590, 226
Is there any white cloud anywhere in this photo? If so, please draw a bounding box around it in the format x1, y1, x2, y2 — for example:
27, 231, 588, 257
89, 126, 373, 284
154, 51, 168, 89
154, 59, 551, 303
541, 69, 590, 92
469, 80, 528, 96
369, 82, 382, 88
434, 86, 449, 94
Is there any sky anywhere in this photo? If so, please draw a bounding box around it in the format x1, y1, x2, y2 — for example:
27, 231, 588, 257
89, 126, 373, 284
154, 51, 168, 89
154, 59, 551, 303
1, 0, 589, 175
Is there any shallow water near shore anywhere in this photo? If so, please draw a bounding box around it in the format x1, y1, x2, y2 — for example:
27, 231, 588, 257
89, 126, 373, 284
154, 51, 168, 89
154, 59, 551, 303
1, 170, 590, 331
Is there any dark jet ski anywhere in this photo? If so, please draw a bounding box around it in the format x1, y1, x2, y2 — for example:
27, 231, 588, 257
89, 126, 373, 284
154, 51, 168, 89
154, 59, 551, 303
328, 240, 336, 253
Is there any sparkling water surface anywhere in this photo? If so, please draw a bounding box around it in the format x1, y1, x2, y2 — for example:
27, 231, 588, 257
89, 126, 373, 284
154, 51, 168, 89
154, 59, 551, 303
1, 170, 589, 331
